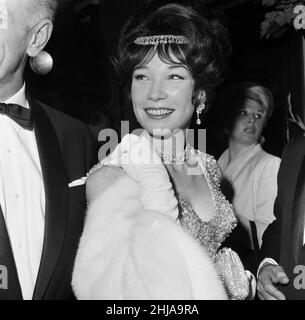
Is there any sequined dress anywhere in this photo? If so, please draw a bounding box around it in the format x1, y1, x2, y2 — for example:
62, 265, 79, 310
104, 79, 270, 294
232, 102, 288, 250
178, 148, 252, 300
177, 148, 237, 260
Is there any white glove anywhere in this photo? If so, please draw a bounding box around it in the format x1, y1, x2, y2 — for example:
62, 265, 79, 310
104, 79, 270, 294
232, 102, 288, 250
104, 134, 178, 221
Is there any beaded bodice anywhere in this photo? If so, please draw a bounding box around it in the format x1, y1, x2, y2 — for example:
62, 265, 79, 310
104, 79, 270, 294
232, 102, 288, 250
177, 149, 237, 259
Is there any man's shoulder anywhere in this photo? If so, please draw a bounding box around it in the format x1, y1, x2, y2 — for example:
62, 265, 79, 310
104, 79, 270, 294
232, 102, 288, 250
33, 99, 97, 168
35, 100, 89, 134
282, 135, 305, 159
276, 136, 305, 183
36, 100, 88, 130
287, 135, 305, 148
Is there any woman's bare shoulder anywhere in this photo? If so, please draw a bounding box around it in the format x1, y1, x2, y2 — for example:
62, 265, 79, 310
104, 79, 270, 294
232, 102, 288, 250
86, 165, 126, 203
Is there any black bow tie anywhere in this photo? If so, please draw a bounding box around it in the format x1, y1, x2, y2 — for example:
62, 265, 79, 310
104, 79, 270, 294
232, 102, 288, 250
0, 103, 33, 130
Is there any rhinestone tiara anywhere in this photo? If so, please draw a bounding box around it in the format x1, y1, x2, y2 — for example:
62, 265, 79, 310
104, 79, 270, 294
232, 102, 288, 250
134, 35, 189, 46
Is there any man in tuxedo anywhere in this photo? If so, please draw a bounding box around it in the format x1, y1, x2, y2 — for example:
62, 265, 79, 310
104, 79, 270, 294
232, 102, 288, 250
257, 137, 305, 300
0, 0, 97, 299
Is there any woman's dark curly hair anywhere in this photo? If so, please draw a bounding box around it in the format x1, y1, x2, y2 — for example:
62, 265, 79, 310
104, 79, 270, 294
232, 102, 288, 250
113, 3, 231, 115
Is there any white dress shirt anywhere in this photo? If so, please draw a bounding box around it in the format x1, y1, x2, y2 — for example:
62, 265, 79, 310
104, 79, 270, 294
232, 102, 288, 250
0, 85, 45, 299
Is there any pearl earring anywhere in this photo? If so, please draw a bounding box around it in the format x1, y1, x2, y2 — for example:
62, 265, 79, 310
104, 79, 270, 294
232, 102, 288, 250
196, 100, 206, 125
30, 51, 53, 75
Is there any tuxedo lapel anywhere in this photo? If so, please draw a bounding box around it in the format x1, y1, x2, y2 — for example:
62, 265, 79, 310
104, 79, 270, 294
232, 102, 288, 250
291, 156, 305, 265
29, 99, 69, 300
279, 145, 305, 265
280, 146, 305, 299
0, 206, 22, 299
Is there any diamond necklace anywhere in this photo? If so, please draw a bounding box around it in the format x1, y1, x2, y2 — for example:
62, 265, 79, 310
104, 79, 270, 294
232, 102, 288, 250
159, 145, 191, 164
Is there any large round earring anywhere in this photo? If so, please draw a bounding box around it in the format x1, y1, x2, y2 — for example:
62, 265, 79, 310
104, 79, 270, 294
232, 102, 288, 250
196, 100, 206, 125
30, 51, 53, 75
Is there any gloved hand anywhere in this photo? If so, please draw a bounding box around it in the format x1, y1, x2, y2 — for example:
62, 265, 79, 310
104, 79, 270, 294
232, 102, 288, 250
104, 134, 178, 221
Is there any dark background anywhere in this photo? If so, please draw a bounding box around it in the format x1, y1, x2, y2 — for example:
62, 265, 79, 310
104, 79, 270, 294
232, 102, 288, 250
26, 0, 305, 158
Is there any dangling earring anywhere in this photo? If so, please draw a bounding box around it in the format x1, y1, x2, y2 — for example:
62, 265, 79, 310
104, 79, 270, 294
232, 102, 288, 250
258, 135, 265, 145
196, 100, 206, 125
30, 51, 53, 75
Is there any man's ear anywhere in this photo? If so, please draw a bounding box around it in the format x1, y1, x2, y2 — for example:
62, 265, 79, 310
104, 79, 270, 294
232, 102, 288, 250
26, 19, 53, 57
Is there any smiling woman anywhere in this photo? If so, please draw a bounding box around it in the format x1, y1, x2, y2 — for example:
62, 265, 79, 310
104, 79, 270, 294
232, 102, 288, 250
131, 54, 196, 137
72, 3, 253, 300
114, 1, 231, 132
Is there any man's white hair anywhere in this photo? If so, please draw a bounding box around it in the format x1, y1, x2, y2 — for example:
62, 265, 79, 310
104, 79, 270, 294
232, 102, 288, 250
28, 0, 58, 21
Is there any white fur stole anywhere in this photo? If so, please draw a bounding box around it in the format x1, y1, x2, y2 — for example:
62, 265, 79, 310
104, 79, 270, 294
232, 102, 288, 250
72, 172, 227, 300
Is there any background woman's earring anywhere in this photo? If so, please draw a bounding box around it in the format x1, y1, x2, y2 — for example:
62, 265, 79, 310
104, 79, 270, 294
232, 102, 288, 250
30, 51, 53, 75
196, 102, 205, 125
258, 135, 265, 145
